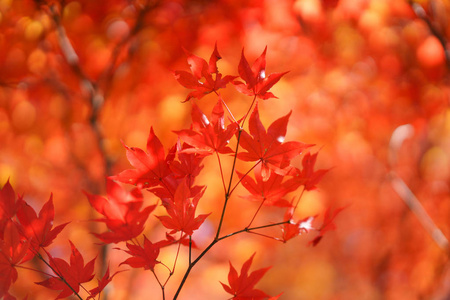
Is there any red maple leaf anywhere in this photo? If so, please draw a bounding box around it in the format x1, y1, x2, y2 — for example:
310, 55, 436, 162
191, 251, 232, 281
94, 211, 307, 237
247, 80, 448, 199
289, 151, 329, 191
237, 164, 298, 207
174, 43, 237, 102
112, 127, 174, 188
233, 46, 289, 100
118, 236, 160, 271
281, 207, 315, 242
175, 100, 238, 156
85, 179, 156, 244
170, 141, 204, 186
36, 241, 95, 299
0, 221, 31, 298
156, 179, 210, 236
15, 195, 68, 252
238, 103, 312, 181
112, 127, 179, 197
220, 253, 280, 300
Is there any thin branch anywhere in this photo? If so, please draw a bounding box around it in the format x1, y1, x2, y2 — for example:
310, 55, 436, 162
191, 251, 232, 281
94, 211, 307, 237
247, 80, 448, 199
389, 171, 449, 253
388, 123, 449, 255
229, 160, 261, 196
216, 151, 227, 193
247, 198, 265, 228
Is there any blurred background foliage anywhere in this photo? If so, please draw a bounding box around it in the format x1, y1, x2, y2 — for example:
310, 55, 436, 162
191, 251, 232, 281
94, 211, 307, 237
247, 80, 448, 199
1, 0, 449, 299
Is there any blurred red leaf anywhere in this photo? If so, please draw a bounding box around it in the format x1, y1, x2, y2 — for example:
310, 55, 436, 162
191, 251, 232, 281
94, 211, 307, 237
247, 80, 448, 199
0, 180, 21, 239
85, 179, 155, 244
0, 221, 31, 298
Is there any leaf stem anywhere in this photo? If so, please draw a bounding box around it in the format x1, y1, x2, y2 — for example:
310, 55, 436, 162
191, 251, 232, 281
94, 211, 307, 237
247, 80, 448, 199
216, 95, 258, 239
218, 220, 290, 241
152, 269, 165, 300
229, 160, 261, 197
216, 151, 227, 193
247, 198, 266, 228
215, 129, 241, 240
293, 186, 305, 212
15, 264, 54, 277
173, 239, 218, 299
171, 233, 183, 274
240, 96, 257, 128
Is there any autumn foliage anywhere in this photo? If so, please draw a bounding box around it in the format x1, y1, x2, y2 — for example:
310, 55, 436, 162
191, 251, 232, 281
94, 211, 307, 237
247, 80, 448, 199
1, 0, 450, 299
1, 41, 334, 299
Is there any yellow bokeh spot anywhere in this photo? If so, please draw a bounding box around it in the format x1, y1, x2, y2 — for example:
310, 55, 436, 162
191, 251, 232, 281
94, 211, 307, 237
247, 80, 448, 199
359, 10, 382, 32
39, 14, 52, 31
27, 48, 47, 74
157, 94, 189, 134
420, 147, 449, 181
25, 20, 43, 41
125, 130, 148, 149
293, 0, 321, 22
63, 1, 82, 21
293, 258, 335, 298
0, 165, 16, 186
297, 190, 325, 218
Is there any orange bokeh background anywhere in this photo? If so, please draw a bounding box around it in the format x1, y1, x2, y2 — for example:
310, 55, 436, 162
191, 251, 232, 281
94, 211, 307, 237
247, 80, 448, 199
1, 0, 450, 299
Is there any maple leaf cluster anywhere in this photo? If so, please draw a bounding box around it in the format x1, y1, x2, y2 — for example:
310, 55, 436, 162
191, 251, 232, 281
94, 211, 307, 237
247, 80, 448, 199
0, 45, 340, 300
0, 180, 116, 300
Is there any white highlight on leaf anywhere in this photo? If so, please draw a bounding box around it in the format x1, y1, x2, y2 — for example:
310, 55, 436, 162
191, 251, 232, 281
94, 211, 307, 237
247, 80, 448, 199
298, 217, 314, 232
259, 70, 266, 79
276, 135, 285, 143
201, 114, 210, 126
